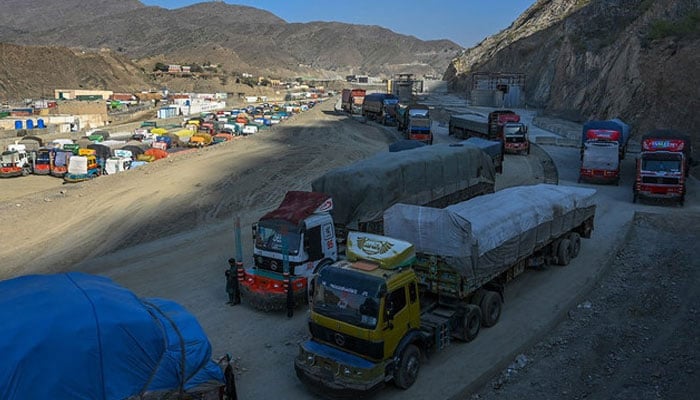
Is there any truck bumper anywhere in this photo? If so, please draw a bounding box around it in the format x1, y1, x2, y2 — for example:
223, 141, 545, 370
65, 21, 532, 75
239, 269, 308, 311
505, 142, 529, 154
579, 169, 619, 184
295, 340, 386, 397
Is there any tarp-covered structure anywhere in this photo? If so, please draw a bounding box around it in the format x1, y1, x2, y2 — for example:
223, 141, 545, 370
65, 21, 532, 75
384, 184, 597, 285
582, 141, 619, 171
388, 139, 427, 152
311, 143, 495, 229
0, 272, 225, 400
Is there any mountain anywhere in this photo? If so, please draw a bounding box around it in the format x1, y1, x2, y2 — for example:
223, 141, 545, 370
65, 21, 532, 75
445, 0, 700, 138
0, 1, 460, 82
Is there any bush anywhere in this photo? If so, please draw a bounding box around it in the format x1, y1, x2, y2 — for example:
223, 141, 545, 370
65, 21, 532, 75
648, 11, 700, 40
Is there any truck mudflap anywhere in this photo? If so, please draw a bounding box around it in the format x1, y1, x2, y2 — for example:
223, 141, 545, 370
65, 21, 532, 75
238, 269, 308, 311
295, 340, 386, 398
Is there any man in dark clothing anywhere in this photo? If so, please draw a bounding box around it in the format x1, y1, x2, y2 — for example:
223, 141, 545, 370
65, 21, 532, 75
226, 258, 241, 305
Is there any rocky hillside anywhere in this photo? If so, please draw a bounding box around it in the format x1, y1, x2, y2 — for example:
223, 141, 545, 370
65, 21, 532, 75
0, 1, 460, 82
0, 43, 150, 99
445, 0, 700, 139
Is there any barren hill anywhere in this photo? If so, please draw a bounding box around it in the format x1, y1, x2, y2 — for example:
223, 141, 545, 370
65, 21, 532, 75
0, 1, 460, 83
445, 0, 700, 141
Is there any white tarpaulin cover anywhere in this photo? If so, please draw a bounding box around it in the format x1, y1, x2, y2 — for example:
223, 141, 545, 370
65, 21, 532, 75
384, 184, 597, 280
67, 155, 88, 175
311, 143, 495, 228
582, 142, 619, 171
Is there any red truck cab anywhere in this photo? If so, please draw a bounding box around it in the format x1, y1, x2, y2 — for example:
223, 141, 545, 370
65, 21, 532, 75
634, 130, 692, 206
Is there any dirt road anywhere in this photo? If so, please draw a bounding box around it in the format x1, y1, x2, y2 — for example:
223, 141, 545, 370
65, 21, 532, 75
1, 89, 698, 399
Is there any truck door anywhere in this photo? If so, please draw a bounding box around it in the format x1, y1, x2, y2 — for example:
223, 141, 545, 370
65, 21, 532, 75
383, 286, 409, 357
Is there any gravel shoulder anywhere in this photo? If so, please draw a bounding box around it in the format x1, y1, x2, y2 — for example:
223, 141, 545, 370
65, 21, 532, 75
469, 211, 700, 400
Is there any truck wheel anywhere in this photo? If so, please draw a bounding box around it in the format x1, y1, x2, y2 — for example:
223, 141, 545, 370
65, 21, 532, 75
567, 233, 581, 259
480, 291, 502, 328
455, 305, 481, 342
557, 239, 572, 266
394, 344, 420, 390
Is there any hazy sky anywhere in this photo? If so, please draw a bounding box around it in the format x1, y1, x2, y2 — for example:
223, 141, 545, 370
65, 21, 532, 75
140, 0, 536, 48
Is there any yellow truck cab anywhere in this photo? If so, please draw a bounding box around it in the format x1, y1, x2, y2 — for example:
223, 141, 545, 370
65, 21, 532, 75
296, 232, 427, 396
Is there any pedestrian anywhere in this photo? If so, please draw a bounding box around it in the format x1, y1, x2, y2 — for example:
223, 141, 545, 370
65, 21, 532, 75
225, 258, 241, 305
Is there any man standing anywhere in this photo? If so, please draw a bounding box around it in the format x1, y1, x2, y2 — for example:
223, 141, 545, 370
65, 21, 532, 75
225, 258, 241, 305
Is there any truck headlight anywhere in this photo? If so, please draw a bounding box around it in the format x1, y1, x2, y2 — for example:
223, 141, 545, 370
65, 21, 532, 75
306, 355, 316, 366
343, 367, 352, 376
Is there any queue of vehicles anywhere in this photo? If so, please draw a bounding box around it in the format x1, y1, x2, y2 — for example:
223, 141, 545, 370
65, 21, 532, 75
0, 99, 320, 181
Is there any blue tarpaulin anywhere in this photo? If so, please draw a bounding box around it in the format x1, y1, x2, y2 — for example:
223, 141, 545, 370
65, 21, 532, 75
0, 272, 224, 400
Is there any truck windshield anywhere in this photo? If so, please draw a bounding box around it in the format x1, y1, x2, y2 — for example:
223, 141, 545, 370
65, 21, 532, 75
313, 267, 384, 329
642, 154, 682, 173
503, 125, 523, 136
255, 220, 301, 255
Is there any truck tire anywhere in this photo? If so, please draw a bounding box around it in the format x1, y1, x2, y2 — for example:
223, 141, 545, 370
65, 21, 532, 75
480, 290, 502, 328
394, 344, 420, 389
455, 305, 481, 342
557, 238, 572, 266
567, 233, 581, 259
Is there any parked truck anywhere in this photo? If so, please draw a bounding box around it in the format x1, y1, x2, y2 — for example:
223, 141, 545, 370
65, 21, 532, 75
236, 143, 497, 311
397, 104, 432, 144
341, 89, 366, 114
295, 184, 597, 396
503, 122, 530, 154
0, 144, 33, 178
579, 119, 630, 184
361, 93, 397, 122
633, 129, 693, 206
449, 110, 521, 150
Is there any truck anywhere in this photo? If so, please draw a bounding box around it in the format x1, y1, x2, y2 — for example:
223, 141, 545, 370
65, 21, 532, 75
341, 88, 366, 114
236, 143, 497, 311
579, 119, 630, 184
449, 110, 521, 151
503, 122, 530, 155
0, 144, 33, 178
397, 104, 432, 144
63, 150, 101, 183
33, 148, 53, 175
633, 129, 693, 206
294, 184, 597, 396
361, 93, 398, 122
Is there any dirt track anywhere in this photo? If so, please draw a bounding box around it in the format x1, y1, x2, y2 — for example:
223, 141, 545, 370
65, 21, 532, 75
1, 93, 699, 400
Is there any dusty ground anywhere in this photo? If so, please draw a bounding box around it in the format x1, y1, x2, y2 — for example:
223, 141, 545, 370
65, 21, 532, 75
470, 211, 700, 400
1, 87, 698, 400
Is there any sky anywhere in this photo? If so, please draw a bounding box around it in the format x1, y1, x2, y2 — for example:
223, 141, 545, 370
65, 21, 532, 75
139, 0, 536, 48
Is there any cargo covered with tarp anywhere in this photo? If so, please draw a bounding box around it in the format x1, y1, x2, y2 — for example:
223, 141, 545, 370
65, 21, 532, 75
384, 184, 597, 284
311, 143, 496, 230
0, 272, 226, 400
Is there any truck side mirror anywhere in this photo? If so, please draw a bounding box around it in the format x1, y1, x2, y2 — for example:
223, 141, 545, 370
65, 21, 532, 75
251, 223, 258, 240
383, 298, 394, 330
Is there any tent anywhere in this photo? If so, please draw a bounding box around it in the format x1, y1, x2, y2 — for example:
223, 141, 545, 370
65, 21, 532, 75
87, 143, 113, 161
0, 272, 227, 400
144, 148, 168, 160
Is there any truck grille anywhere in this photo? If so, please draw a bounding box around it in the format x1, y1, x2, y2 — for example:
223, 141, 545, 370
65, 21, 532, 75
309, 321, 384, 360
255, 257, 303, 275
641, 176, 679, 184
